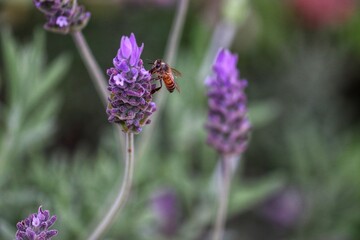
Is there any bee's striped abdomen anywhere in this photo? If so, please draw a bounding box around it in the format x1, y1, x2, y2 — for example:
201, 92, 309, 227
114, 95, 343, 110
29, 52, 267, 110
163, 74, 176, 92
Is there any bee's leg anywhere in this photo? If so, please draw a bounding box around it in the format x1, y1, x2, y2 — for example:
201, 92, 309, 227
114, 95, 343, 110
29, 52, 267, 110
151, 78, 162, 94
150, 75, 161, 81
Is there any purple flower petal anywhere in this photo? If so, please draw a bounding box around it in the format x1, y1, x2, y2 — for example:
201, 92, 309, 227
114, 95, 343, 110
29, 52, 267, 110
26, 228, 36, 240
32, 216, 40, 227
56, 16, 68, 27
120, 36, 132, 59
116, 59, 130, 72
47, 215, 57, 228
46, 230, 58, 238
114, 74, 125, 86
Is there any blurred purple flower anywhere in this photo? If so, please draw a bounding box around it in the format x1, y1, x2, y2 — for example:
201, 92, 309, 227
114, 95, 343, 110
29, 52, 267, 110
33, 0, 91, 34
106, 33, 156, 133
15, 206, 58, 240
205, 49, 251, 156
260, 188, 303, 228
151, 188, 179, 237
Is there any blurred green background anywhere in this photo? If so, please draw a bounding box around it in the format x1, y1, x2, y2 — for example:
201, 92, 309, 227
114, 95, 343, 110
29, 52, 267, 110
1, 0, 360, 239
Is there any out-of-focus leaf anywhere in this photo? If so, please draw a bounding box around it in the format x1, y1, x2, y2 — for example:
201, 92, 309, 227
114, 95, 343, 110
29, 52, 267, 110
0, 189, 42, 207
1, 28, 20, 105
26, 54, 70, 112
228, 173, 284, 215
0, 28, 68, 161
338, 135, 360, 185
0, 219, 15, 240
25, 96, 61, 127
248, 100, 281, 128
19, 121, 55, 151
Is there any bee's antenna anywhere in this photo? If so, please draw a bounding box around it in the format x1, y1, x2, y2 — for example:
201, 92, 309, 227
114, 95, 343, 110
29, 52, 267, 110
145, 58, 154, 65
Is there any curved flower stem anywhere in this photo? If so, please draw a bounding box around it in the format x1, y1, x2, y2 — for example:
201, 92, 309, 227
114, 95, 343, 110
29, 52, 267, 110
137, 0, 189, 160
212, 155, 232, 240
71, 31, 108, 106
87, 132, 135, 240
164, 0, 189, 66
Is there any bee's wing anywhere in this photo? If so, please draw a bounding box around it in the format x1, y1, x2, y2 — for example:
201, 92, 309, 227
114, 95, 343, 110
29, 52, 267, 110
174, 81, 181, 93
171, 68, 182, 77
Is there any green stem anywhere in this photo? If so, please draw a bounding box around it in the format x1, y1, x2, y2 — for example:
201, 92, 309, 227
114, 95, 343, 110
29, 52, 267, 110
197, 20, 237, 83
87, 132, 135, 240
212, 155, 232, 240
137, 0, 189, 160
164, 0, 189, 66
71, 31, 108, 106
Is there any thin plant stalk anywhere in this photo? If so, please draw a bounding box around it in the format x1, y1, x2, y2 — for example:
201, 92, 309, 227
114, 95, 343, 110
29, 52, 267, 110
71, 31, 125, 153
137, 0, 189, 160
87, 132, 135, 240
164, 0, 189, 66
71, 31, 108, 106
197, 20, 237, 83
0, 133, 14, 186
212, 155, 232, 240
176, 155, 240, 240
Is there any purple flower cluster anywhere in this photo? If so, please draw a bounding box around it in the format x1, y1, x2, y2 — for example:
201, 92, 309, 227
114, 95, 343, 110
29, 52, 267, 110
15, 206, 58, 240
106, 33, 156, 133
33, 0, 90, 34
205, 49, 251, 156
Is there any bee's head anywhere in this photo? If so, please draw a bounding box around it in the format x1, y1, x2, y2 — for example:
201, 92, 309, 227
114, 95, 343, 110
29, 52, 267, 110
150, 59, 163, 74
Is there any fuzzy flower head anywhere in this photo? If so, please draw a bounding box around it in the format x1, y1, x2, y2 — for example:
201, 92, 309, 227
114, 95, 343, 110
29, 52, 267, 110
33, 0, 90, 34
106, 33, 156, 134
15, 206, 58, 240
205, 49, 251, 156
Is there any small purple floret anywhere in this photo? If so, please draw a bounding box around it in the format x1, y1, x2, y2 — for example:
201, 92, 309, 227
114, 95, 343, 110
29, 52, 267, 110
106, 33, 156, 134
205, 49, 251, 155
15, 206, 58, 240
55, 16, 68, 27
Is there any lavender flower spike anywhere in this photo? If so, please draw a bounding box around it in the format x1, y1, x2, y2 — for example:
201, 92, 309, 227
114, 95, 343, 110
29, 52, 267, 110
205, 48, 251, 156
15, 206, 58, 240
33, 0, 91, 34
106, 33, 156, 133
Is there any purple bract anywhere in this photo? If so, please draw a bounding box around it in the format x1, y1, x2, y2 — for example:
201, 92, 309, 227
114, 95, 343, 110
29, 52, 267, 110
106, 33, 156, 133
205, 48, 251, 156
15, 206, 58, 240
33, 0, 90, 34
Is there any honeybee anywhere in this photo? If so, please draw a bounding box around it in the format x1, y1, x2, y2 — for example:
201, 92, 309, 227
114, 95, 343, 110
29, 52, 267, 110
149, 59, 181, 94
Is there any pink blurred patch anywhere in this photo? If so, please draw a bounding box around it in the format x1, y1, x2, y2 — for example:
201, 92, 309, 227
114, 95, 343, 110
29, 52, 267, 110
290, 0, 356, 28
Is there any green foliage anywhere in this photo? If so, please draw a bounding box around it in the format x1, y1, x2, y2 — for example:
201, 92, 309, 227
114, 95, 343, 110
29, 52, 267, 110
285, 124, 360, 240
341, 10, 360, 57
0, 28, 70, 238
0, 28, 70, 168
